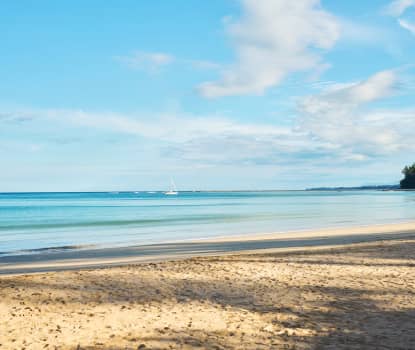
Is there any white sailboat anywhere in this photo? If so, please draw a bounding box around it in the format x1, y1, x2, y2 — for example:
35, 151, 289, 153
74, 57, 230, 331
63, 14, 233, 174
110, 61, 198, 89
164, 178, 178, 195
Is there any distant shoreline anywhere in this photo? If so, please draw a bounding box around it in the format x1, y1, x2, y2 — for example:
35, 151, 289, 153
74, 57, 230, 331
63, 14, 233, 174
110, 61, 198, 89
1, 187, 411, 194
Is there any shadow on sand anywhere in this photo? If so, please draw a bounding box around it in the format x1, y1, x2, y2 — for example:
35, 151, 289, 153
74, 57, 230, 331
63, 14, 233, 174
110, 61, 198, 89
1, 240, 415, 349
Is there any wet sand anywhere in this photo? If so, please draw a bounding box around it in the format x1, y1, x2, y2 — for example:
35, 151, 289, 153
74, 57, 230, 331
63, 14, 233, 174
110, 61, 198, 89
1, 237, 415, 349
2, 221, 415, 275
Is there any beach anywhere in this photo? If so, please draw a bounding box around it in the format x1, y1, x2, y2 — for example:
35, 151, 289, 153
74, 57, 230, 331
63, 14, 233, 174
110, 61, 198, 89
3, 0, 415, 348
1, 231, 415, 349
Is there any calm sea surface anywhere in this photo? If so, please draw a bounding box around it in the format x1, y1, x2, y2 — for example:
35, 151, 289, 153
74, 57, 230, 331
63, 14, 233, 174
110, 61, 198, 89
1, 191, 415, 255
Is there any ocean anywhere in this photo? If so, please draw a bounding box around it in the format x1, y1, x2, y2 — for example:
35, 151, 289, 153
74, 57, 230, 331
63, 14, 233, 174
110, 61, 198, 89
1, 190, 415, 256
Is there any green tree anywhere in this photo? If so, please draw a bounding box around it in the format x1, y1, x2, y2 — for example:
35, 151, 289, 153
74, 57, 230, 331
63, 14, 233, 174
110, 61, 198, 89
400, 163, 415, 189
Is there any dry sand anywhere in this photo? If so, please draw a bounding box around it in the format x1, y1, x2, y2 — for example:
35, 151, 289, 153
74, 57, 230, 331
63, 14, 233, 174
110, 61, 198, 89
1, 238, 415, 349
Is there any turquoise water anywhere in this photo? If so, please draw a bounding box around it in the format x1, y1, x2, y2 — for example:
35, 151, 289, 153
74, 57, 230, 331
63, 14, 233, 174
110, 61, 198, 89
1, 191, 415, 255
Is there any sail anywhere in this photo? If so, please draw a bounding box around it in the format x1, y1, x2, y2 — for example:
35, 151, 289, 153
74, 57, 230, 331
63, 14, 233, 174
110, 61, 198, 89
165, 178, 178, 195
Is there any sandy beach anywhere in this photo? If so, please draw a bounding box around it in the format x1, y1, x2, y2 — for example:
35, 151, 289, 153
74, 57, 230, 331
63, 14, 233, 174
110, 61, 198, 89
1, 233, 415, 349
3, 0, 415, 347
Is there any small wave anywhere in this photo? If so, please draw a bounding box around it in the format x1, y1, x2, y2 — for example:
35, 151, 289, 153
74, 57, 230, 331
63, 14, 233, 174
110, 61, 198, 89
0, 213, 253, 231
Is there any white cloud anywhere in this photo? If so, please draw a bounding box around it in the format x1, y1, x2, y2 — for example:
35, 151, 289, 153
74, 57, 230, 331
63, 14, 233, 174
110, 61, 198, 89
333, 70, 397, 103
384, 0, 415, 17
298, 70, 415, 157
300, 70, 398, 112
115, 51, 174, 72
398, 18, 415, 34
198, 0, 339, 98
384, 0, 415, 36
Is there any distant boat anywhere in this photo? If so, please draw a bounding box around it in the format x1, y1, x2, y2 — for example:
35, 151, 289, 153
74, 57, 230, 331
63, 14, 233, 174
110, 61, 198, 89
165, 178, 178, 195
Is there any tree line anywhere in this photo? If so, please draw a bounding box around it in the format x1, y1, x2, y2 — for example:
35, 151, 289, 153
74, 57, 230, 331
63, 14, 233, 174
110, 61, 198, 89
401, 163, 415, 189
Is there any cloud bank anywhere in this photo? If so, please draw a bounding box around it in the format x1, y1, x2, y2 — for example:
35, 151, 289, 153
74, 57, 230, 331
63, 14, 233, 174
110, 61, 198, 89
4, 70, 413, 168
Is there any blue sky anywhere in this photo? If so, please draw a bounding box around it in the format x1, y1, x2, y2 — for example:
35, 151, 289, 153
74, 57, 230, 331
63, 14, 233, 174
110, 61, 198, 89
1, 0, 415, 191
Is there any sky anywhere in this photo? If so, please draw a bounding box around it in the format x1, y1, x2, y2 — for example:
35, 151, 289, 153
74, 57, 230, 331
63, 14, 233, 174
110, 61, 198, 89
1, 0, 415, 191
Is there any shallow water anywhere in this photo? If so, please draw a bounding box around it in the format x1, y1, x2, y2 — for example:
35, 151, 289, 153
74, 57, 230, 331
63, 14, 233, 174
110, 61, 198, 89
1, 190, 415, 255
